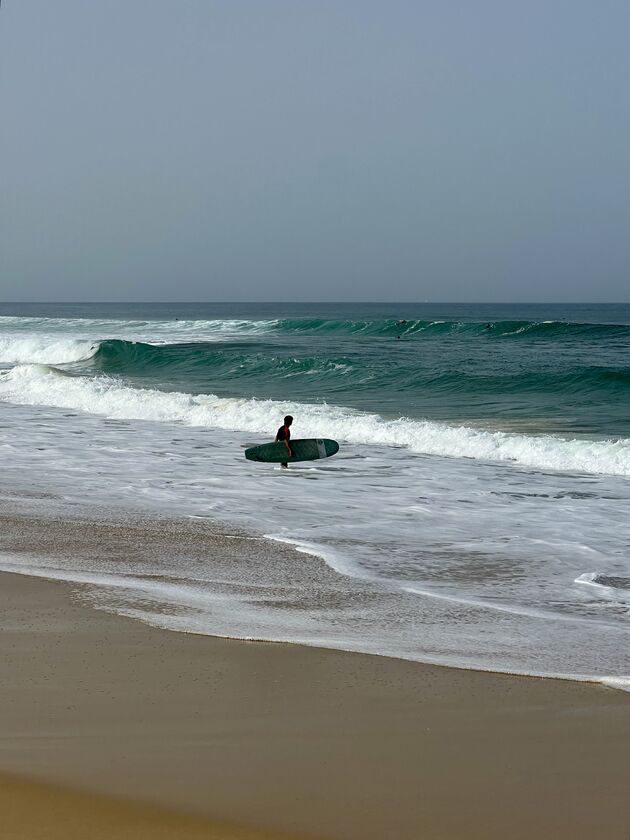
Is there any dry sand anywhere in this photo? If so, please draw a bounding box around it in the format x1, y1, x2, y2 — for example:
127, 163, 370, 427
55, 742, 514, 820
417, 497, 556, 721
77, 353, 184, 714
1, 568, 629, 840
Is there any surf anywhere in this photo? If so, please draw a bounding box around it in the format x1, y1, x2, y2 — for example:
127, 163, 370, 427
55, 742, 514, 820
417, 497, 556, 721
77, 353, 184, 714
0, 336, 98, 365
1, 363, 630, 477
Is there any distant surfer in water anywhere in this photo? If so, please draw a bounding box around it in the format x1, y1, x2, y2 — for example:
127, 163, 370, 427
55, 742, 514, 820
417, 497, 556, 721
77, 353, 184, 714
275, 415, 294, 468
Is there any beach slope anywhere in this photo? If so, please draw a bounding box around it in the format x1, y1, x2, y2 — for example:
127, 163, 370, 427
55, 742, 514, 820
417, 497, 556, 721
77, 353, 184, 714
1, 570, 629, 840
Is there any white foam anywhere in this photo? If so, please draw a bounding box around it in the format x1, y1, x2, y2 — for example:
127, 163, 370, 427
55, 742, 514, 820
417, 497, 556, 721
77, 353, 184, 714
575, 573, 630, 606
1, 363, 630, 477
598, 676, 630, 691
264, 534, 375, 581
0, 316, 284, 371
576, 572, 609, 593
0, 336, 98, 365
2, 551, 630, 693
0, 315, 277, 350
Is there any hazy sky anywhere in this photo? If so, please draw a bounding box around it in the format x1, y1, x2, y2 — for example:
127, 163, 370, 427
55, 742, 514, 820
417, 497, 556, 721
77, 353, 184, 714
1, 1, 628, 302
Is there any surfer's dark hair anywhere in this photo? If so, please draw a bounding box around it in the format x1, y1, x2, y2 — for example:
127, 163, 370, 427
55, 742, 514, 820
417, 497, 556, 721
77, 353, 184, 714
284, 415, 293, 425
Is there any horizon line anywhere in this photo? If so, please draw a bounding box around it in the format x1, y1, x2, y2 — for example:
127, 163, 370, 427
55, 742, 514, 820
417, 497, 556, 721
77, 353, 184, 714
2, 301, 630, 306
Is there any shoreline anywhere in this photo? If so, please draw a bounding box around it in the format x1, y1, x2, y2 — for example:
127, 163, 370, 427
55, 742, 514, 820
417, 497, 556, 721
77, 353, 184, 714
1, 497, 628, 692
2, 569, 630, 839
9, 563, 628, 695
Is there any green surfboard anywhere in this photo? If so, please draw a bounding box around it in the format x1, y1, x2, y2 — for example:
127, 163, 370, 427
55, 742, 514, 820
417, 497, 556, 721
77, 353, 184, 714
245, 438, 339, 464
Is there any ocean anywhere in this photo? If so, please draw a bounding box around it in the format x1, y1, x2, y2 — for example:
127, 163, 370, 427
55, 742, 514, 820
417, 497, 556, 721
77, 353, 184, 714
1, 302, 629, 688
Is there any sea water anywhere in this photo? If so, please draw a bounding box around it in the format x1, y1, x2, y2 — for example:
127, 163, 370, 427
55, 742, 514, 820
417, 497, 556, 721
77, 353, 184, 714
1, 302, 629, 688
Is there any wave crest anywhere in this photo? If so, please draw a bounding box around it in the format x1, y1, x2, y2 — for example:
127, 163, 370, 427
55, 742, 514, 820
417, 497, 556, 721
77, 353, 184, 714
1, 363, 629, 477
0, 336, 98, 365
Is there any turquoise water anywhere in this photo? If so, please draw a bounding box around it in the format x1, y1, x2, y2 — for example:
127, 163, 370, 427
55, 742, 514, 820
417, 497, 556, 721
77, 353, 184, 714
1, 302, 629, 687
3, 302, 630, 436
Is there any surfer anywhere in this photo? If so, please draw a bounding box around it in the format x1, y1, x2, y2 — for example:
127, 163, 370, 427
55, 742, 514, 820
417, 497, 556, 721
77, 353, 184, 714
275, 415, 294, 469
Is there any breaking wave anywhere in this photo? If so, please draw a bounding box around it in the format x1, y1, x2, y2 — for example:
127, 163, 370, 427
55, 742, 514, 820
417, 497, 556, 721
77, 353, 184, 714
1, 363, 630, 477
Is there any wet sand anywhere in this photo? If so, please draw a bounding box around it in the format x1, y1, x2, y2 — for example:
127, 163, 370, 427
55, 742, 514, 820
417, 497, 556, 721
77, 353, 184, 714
1, 568, 630, 840
0, 772, 303, 840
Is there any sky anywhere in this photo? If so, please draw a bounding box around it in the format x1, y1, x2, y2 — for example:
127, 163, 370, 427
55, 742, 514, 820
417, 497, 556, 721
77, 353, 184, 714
0, 0, 629, 302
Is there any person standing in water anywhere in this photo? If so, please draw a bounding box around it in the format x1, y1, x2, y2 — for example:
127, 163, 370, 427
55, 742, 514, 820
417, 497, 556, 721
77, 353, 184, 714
275, 415, 294, 468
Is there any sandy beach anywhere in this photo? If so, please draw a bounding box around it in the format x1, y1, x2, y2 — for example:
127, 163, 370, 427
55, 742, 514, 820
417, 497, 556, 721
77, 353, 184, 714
1, 545, 629, 839
3, 0, 630, 834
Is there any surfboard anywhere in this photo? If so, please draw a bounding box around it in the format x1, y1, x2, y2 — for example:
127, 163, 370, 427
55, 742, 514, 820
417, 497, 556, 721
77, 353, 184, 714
245, 438, 339, 464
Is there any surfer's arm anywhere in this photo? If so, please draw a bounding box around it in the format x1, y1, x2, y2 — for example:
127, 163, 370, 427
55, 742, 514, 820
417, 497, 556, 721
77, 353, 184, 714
275, 434, 291, 452
275, 427, 293, 456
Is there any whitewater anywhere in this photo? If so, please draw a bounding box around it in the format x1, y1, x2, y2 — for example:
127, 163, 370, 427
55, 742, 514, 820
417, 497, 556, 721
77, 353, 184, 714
2, 363, 630, 476
1, 302, 629, 689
